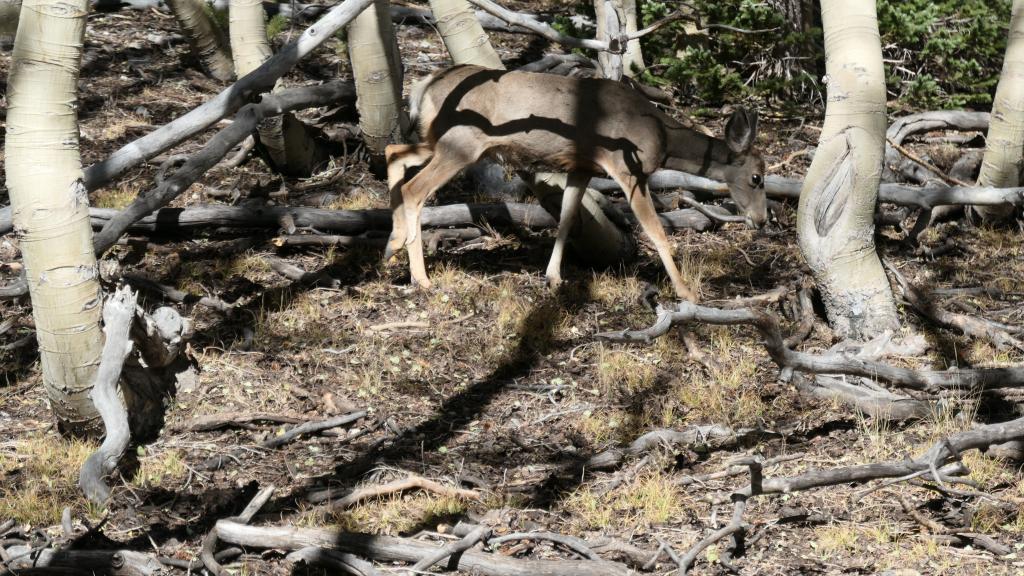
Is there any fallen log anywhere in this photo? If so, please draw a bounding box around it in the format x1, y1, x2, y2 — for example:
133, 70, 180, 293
215, 521, 636, 576
589, 171, 1024, 209
82, 0, 373, 191
91, 81, 356, 253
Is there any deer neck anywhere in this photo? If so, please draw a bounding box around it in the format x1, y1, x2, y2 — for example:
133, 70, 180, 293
662, 123, 736, 182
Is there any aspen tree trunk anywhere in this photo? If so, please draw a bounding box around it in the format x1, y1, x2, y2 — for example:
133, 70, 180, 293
168, 0, 234, 81
348, 0, 405, 156
230, 0, 321, 175
972, 0, 1024, 223
6, 0, 104, 435
594, 0, 623, 80
619, 0, 644, 76
428, 0, 502, 68
0, 0, 20, 48
796, 0, 898, 340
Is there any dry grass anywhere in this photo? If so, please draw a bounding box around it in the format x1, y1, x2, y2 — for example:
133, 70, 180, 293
0, 434, 97, 525
563, 472, 684, 532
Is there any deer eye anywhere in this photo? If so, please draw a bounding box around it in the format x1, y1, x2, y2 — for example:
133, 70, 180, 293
751, 174, 763, 187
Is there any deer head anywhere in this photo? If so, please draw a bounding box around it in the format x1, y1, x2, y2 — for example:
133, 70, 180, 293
723, 108, 768, 229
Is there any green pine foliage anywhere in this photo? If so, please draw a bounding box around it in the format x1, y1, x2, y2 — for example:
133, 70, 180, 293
637, 0, 1011, 109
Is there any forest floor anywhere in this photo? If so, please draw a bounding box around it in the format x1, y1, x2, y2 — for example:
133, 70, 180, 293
2, 5, 1024, 576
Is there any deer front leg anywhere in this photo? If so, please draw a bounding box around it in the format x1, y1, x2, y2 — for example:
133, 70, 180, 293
384, 144, 432, 262
544, 172, 589, 288
618, 174, 698, 302
398, 154, 467, 288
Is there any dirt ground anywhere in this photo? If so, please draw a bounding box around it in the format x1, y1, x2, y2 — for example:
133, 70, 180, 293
2, 6, 1024, 576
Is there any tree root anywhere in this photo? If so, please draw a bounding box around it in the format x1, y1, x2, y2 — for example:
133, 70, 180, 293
306, 474, 481, 508
597, 300, 1024, 393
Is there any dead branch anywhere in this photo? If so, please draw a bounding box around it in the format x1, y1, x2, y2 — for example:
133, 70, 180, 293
596, 300, 1024, 393
887, 111, 990, 145
489, 532, 600, 561
793, 374, 934, 421
198, 411, 366, 471
587, 171, 1024, 210
0, 548, 164, 575
78, 286, 139, 504
306, 474, 481, 507
886, 263, 1023, 351
157, 548, 243, 572
215, 521, 636, 576
894, 494, 1013, 556
782, 286, 815, 348
202, 485, 276, 576
411, 524, 492, 573
179, 412, 305, 432
678, 498, 747, 575
708, 285, 789, 310
467, 0, 612, 52
82, 0, 371, 191
886, 137, 970, 187
676, 453, 804, 487
287, 547, 385, 576
265, 255, 340, 288
585, 425, 765, 471
732, 416, 1024, 499
124, 274, 237, 312
92, 81, 356, 253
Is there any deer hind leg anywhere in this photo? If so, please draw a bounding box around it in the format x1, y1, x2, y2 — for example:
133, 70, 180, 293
399, 145, 479, 288
544, 171, 590, 288
607, 166, 698, 302
384, 144, 433, 262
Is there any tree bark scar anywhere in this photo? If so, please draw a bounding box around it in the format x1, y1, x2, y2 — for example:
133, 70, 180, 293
813, 131, 854, 236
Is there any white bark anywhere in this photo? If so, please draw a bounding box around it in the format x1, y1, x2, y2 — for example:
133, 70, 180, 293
619, 0, 643, 76
428, 0, 503, 68
348, 0, 405, 154
594, 0, 622, 80
229, 0, 321, 174
6, 0, 104, 434
167, 0, 234, 81
796, 0, 898, 340
973, 0, 1024, 222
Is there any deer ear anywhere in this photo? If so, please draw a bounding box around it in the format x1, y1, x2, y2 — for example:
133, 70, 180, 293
725, 108, 758, 154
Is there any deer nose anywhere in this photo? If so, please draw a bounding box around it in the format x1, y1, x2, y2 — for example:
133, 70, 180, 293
746, 214, 767, 230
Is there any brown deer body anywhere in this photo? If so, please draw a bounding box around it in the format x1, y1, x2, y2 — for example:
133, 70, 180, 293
385, 65, 766, 301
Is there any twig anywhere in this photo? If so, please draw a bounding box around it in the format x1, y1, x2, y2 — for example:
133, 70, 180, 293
886, 137, 969, 187
202, 485, 276, 576
410, 524, 491, 573
677, 196, 749, 224
678, 497, 747, 575
307, 474, 481, 507
179, 412, 305, 432
488, 532, 600, 560
124, 274, 237, 312
467, 0, 612, 52
198, 411, 366, 471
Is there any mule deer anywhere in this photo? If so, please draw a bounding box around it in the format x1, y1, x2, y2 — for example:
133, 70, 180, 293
384, 65, 766, 301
